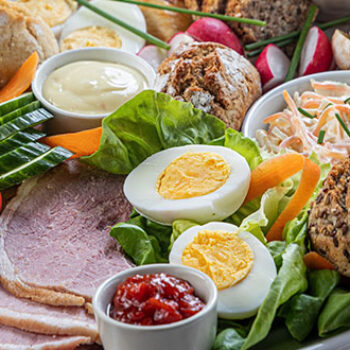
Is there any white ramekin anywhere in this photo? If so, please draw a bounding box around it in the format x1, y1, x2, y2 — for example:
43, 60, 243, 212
93, 264, 218, 350
32, 47, 156, 134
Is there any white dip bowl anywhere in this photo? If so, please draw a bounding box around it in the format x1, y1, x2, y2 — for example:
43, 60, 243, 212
93, 264, 218, 350
32, 47, 156, 134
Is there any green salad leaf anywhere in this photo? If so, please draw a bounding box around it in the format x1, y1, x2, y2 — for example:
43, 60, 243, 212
241, 244, 307, 350
110, 213, 172, 265
214, 329, 245, 350
83, 90, 226, 174
170, 219, 198, 249
279, 270, 339, 341
318, 289, 350, 336
224, 128, 262, 170
267, 241, 286, 269
233, 185, 292, 243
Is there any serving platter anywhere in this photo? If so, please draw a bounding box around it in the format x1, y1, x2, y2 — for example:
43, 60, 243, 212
0, 0, 350, 349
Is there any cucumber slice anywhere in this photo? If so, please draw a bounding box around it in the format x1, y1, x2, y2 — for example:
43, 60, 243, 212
0, 129, 46, 155
0, 108, 53, 142
0, 101, 41, 125
0, 142, 50, 174
0, 146, 73, 190
0, 93, 35, 116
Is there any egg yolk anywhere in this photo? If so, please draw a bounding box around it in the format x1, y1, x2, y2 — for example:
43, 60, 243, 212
156, 152, 230, 200
181, 230, 254, 290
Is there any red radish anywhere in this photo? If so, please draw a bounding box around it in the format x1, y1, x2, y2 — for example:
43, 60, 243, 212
332, 29, 350, 70
137, 45, 168, 71
186, 18, 243, 55
255, 44, 290, 92
299, 26, 333, 76
168, 32, 194, 55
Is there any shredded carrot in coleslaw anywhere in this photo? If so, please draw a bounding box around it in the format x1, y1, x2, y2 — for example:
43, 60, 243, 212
256, 80, 350, 163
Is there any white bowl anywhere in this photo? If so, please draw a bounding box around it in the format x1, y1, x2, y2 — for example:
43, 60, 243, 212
242, 70, 350, 139
60, 0, 146, 55
93, 264, 218, 350
32, 47, 156, 134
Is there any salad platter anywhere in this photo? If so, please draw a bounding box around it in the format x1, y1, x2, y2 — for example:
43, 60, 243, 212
0, 0, 350, 349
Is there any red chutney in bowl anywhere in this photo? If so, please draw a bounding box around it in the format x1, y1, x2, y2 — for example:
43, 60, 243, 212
109, 273, 206, 326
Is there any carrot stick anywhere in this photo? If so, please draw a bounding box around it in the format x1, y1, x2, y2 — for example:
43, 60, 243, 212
263, 112, 288, 124
266, 157, 320, 241
303, 252, 335, 270
244, 153, 304, 204
0, 52, 39, 104
41, 127, 102, 158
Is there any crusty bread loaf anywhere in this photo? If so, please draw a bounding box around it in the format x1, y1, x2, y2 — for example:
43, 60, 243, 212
183, 0, 311, 43
140, 0, 192, 42
0, 0, 58, 88
156, 42, 261, 130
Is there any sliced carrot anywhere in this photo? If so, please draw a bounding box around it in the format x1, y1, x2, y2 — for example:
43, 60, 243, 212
303, 252, 335, 270
313, 105, 334, 136
0, 52, 39, 103
301, 100, 322, 109
263, 112, 289, 124
41, 127, 102, 158
244, 153, 304, 204
266, 157, 320, 241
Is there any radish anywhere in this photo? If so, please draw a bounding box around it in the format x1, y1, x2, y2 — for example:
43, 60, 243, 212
137, 45, 168, 71
186, 18, 244, 55
255, 44, 290, 92
299, 26, 333, 76
332, 29, 350, 70
168, 32, 194, 55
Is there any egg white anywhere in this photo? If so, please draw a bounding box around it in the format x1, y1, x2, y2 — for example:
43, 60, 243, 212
169, 222, 277, 319
60, 0, 146, 54
123, 145, 251, 225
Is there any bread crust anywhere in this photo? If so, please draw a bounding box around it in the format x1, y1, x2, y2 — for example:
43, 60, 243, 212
0, 0, 58, 88
308, 157, 350, 277
182, 0, 311, 43
156, 42, 261, 130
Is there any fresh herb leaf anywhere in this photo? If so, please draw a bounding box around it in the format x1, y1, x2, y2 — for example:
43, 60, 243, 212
335, 113, 350, 137
298, 107, 315, 119
317, 130, 325, 144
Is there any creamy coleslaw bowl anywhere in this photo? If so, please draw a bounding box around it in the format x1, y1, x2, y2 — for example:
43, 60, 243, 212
242, 70, 350, 139
93, 264, 218, 350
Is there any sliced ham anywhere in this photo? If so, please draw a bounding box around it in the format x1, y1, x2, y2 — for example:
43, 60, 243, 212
0, 285, 98, 340
0, 160, 133, 309
0, 325, 90, 350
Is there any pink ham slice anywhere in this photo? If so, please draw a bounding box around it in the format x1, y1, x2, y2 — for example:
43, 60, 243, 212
0, 285, 98, 340
0, 325, 90, 350
0, 160, 133, 308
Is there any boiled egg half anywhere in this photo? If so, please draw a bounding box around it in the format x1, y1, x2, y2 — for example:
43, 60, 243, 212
123, 145, 251, 225
169, 222, 277, 319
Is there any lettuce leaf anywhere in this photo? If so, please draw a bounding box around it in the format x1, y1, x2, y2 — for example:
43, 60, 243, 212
83, 90, 226, 174
318, 289, 350, 336
279, 270, 339, 341
224, 129, 262, 170
110, 213, 172, 265
170, 219, 198, 249
240, 244, 307, 350
232, 185, 292, 243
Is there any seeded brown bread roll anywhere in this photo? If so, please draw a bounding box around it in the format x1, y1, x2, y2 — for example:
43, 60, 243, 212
156, 42, 261, 130
308, 157, 350, 277
0, 0, 58, 88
